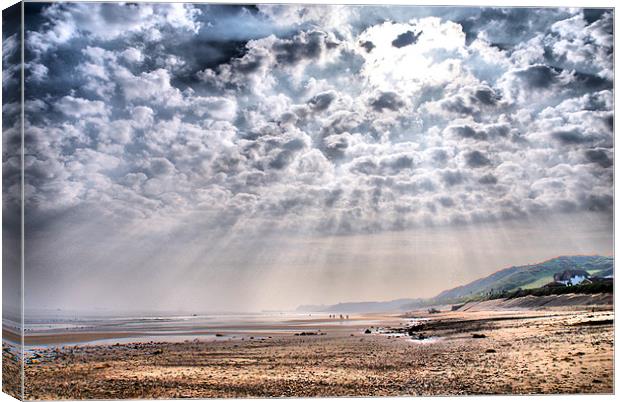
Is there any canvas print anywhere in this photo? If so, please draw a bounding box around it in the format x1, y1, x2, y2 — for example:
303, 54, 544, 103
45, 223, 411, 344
2, 1, 614, 399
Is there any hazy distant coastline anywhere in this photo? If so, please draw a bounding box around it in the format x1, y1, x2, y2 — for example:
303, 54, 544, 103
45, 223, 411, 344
296, 255, 613, 313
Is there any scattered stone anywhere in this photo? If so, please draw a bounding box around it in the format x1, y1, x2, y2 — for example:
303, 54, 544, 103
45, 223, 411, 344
472, 334, 486, 339
485, 349, 496, 353
364, 329, 372, 334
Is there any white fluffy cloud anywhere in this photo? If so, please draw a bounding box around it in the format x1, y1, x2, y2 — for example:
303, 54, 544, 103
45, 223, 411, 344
15, 4, 613, 238
55, 95, 109, 118
27, 3, 201, 53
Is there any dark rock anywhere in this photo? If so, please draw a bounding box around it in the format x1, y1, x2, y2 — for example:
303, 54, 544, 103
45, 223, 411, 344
407, 323, 426, 335
485, 349, 496, 353
472, 333, 486, 338
296, 331, 319, 336
364, 329, 372, 334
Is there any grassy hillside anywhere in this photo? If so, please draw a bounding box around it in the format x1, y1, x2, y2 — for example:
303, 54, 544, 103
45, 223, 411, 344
496, 280, 613, 300
423, 255, 613, 306
297, 255, 613, 313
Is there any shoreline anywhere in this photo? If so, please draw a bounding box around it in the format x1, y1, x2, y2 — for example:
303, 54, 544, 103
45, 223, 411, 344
3, 304, 613, 398
6, 314, 403, 347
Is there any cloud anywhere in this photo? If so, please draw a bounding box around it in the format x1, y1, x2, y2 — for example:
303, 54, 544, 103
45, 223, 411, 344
478, 174, 498, 185
464, 150, 492, 168
149, 157, 176, 176
117, 68, 184, 106
358, 18, 468, 92
441, 170, 466, 187
360, 40, 375, 52
55, 96, 108, 118
584, 149, 612, 168
308, 90, 336, 112
370, 92, 406, 112
27, 2, 201, 53
551, 129, 590, 145
514, 64, 561, 89
190, 96, 238, 121
17, 4, 614, 240
273, 30, 335, 65
391, 30, 422, 48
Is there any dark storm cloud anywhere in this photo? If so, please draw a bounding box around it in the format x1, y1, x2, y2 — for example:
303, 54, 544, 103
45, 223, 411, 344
584, 149, 612, 168
308, 91, 336, 112
514, 65, 560, 89
268, 150, 295, 170
440, 96, 474, 115
478, 174, 498, 185
448, 125, 487, 140
570, 71, 613, 92
282, 138, 306, 151
472, 86, 499, 105
390, 155, 414, 169
441, 170, 465, 187
456, 7, 573, 46
465, 151, 492, 168
391, 30, 422, 48
273, 30, 333, 65
551, 130, 590, 145
581, 194, 613, 212
349, 155, 415, 176
583, 9, 608, 24
360, 40, 375, 52
370, 92, 405, 112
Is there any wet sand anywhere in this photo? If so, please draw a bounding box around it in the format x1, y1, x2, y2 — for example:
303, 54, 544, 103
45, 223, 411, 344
4, 307, 613, 399
11, 314, 393, 346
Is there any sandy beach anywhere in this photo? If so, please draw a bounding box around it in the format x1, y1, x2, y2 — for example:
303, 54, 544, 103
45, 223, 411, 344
3, 304, 613, 399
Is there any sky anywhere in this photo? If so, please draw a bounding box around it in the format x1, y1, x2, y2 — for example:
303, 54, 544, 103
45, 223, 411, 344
2, 3, 614, 313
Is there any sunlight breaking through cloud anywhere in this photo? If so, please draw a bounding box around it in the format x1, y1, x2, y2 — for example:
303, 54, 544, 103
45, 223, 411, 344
3, 4, 612, 311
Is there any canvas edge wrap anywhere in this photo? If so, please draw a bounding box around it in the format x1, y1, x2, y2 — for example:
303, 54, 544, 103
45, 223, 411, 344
2, 1, 25, 400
